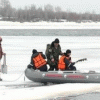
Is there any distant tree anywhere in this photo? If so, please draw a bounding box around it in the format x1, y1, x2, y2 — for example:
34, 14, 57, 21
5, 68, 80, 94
0, 0, 10, 8
44, 4, 55, 21
30, 4, 37, 21
23, 6, 30, 21
55, 6, 62, 12
55, 6, 62, 20
36, 7, 44, 20
0, 0, 12, 20
17, 8, 24, 22
0, 1, 100, 22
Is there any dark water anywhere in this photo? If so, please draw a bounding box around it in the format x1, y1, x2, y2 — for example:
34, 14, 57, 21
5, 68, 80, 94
0, 29, 100, 36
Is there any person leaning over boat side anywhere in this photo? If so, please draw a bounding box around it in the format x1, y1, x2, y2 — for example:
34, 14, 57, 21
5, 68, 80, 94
58, 49, 76, 71
46, 38, 63, 71
30, 49, 47, 71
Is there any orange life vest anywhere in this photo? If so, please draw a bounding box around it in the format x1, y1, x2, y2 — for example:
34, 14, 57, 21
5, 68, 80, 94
33, 53, 46, 68
58, 56, 71, 70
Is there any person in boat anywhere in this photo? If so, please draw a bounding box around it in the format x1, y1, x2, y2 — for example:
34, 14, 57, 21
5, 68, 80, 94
58, 49, 76, 71
30, 49, 47, 71
46, 38, 63, 71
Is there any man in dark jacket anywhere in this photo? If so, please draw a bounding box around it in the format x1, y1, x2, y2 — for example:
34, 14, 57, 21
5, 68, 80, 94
46, 38, 63, 71
30, 49, 47, 71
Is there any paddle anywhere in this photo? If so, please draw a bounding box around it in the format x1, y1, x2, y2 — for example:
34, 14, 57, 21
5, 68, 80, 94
75, 58, 87, 64
68, 58, 87, 67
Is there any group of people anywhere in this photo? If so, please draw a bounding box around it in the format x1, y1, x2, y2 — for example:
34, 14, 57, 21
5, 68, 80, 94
28, 38, 76, 71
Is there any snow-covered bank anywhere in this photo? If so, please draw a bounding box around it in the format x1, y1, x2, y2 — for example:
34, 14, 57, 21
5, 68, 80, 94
0, 21, 100, 29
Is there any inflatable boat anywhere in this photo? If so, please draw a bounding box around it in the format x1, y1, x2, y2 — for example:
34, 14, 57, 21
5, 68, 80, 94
25, 68, 100, 83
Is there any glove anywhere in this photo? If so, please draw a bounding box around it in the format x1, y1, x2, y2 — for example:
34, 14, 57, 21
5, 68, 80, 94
71, 62, 75, 66
51, 58, 55, 62
49, 49, 52, 52
27, 64, 34, 69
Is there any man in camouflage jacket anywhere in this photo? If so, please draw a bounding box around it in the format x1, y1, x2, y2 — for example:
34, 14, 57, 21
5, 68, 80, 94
46, 38, 62, 71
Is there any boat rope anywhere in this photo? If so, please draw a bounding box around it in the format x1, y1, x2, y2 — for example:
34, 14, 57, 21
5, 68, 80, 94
3, 71, 25, 82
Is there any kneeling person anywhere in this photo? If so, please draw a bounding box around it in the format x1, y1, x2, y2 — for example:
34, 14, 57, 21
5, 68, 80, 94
58, 49, 76, 71
30, 49, 47, 71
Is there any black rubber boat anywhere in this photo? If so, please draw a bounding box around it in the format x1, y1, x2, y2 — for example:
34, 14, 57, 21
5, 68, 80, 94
25, 68, 100, 83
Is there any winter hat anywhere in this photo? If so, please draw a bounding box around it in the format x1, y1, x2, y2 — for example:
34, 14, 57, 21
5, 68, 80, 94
66, 49, 71, 54
54, 38, 59, 43
32, 49, 37, 54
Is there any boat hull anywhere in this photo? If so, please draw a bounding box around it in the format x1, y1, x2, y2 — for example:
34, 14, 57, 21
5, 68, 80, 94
25, 68, 100, 83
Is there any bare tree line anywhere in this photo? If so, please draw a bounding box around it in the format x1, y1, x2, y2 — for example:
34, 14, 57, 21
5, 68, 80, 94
0, 0, 100, 22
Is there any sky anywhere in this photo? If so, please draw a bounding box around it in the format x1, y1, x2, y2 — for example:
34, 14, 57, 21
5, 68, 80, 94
9, 0, 100, 14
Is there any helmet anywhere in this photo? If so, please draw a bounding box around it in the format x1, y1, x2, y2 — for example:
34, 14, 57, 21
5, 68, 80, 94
0, 37, 2, 41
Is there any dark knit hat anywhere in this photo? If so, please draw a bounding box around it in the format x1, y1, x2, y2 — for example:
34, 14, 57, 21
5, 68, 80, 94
66, 49, 71, 54
32, 49, 37, 54
54, 38, 59, 43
